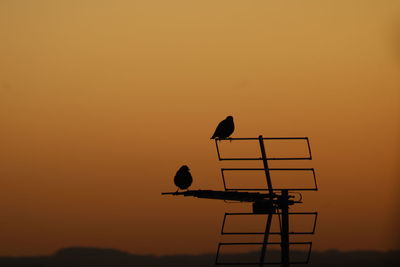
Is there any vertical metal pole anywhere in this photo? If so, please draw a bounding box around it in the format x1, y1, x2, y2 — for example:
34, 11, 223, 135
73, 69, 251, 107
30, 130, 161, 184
258, 135, 273, 195
281, 189, 290, 267
258, 135, 274, 267
259, 213, 273, 267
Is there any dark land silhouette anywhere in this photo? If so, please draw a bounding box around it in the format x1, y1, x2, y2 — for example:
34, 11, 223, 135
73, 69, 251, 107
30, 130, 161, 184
0, 247, 398, 267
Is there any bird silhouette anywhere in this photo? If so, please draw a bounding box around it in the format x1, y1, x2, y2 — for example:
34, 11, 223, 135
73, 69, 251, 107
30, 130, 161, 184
174, 165, 193, 192
210, 116, 235, 140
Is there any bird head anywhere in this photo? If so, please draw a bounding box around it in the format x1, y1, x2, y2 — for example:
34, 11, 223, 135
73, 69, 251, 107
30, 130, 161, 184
180, 165, 190, 171
226, 116, 233, 121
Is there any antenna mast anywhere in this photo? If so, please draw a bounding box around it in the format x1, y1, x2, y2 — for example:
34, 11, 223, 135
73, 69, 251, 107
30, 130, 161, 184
163, 135, 318, 266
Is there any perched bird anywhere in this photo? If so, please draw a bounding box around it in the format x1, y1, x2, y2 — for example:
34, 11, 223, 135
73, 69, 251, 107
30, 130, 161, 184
210, 116, 235, 140
174, 165, 193, 192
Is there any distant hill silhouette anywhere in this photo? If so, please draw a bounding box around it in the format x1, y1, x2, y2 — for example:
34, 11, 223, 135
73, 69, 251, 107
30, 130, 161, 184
0, 247, 398, 267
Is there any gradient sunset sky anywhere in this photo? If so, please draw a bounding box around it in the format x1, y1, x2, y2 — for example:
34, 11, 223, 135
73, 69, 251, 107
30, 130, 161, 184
0, 0, 399, 256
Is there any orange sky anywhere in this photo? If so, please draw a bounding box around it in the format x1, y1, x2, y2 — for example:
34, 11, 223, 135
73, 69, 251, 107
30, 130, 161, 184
0, 0, 399, 256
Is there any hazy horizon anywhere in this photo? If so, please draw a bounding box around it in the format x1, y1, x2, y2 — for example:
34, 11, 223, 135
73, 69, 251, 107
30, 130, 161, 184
1, 245, 399, 257
0, 246, 399, 267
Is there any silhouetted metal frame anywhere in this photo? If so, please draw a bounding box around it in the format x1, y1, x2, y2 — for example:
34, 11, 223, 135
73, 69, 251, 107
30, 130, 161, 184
215, 137, 312, 161
163, 136, 317, 267
221, 168, 318, 191
257, 135, 274, 266
220, 212, 318, 235
215, 241, 312, 265
161, 190, 278, 202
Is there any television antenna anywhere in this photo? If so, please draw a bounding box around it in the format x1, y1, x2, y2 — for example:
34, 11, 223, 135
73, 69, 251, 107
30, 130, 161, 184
162, 135, 318, 266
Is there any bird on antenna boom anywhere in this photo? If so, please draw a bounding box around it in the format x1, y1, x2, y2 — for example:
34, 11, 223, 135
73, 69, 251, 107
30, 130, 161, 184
211, 116, 235, 140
